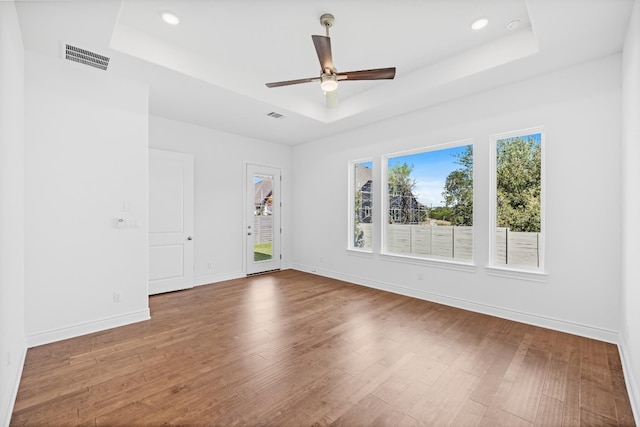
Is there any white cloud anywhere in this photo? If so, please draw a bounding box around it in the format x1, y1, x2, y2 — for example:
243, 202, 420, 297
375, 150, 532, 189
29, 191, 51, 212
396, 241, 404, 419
414, 179, 446, 207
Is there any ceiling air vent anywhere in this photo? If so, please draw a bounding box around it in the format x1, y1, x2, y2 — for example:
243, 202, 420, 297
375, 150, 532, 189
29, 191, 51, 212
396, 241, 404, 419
267, 112, 285, 119
64, 44, 110, 71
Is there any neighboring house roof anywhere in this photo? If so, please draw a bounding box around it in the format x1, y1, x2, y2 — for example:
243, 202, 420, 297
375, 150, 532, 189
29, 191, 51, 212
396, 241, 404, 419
254, 179, 272, 205
355, 163, 424, 217
355, 164, 372, 191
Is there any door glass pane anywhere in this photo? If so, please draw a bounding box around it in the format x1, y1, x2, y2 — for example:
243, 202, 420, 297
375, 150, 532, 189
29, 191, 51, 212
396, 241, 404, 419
253, 174, 273, 262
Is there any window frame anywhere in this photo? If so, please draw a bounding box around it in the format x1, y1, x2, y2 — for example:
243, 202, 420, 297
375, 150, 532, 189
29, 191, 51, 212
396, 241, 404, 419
488, 126, 546, 278
381, 140, 475, 266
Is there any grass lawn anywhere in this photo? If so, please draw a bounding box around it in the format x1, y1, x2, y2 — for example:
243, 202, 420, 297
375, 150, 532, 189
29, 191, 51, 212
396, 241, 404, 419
254, 242, 272, 261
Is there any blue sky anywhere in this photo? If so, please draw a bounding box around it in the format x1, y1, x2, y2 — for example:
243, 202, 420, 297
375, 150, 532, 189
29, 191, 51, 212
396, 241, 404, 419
388, 145, 470, 207
363, 134, 539, 208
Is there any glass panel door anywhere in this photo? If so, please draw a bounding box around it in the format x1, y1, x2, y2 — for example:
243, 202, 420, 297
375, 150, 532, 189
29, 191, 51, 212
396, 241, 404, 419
246, 164, 281, 274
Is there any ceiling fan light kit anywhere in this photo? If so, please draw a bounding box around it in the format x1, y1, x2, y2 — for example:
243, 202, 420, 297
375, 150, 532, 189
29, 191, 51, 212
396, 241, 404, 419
265, 12, 396, 107
320, 74, 338, 92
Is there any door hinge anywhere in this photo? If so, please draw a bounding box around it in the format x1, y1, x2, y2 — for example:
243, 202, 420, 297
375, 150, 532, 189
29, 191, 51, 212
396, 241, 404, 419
280, 254, 282, 260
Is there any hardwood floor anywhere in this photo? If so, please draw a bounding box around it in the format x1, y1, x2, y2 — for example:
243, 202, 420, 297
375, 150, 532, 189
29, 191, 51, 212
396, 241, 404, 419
11, 270, 636, 426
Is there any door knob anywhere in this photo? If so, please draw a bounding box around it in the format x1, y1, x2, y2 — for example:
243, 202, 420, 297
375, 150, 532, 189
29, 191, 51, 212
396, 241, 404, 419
248, 232, 252, 236
187, 236, 193, 241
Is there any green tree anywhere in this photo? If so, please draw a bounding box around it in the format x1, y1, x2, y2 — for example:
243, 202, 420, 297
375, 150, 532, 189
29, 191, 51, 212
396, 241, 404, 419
428, 206, 453, 221
442, 145, 473, 226
388, 162, 420, 224
496, 136, 541, 232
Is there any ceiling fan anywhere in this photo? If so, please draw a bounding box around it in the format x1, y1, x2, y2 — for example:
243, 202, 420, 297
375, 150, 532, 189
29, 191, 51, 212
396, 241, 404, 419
265, 13, 396, 108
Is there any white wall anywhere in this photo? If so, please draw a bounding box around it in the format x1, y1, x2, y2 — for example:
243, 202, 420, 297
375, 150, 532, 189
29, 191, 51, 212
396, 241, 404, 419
0, 3, 26, 425
149, 116, 292, 284
621, 0, 640, 418
24, 52, 150, 346
292, 54, 622, 343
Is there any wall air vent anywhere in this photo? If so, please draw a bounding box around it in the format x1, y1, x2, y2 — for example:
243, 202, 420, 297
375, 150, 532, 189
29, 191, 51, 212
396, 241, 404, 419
267, 112, 285, 119
64, 44, 110, 71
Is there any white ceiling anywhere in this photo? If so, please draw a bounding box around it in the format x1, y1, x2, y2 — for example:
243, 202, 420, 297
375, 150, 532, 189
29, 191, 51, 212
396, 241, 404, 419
15, 0, 633, 145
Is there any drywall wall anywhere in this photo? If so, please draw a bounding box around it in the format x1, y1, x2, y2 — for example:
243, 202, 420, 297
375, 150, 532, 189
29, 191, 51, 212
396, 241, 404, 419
149, 116, 292, 284
621, 0, 640, 419
24, 51, 150, 346
292, 54, 622, 342
0, 3, 26, 425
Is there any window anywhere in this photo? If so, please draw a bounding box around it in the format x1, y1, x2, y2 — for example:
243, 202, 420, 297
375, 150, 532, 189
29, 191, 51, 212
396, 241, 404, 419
383, 142, 473, 261
350, 160, 373, 250
490, 128, 544, 271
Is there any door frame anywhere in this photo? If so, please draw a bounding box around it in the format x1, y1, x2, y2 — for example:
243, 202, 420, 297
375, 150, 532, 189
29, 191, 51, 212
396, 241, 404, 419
244, 162, 282, 275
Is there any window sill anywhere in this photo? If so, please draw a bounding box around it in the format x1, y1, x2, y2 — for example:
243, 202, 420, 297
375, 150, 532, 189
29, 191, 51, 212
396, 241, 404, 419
380, 253, 476, 273
346, 248, 374, 257
485, 265, 548, 283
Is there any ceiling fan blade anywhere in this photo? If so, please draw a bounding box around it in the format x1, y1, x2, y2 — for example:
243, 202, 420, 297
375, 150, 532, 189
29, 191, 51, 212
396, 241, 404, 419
325, 90, 339, 109
265, 77, 319, 88
312, 35, 334, 72
337, 67, 396, 81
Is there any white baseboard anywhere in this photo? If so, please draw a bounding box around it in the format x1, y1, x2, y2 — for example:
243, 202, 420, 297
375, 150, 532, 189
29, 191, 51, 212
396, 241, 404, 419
1, 344, 26, 427
618, 339, 640, 424
291, 264, 619, 344
26, 309, 150, 348
194, 271, 244, 287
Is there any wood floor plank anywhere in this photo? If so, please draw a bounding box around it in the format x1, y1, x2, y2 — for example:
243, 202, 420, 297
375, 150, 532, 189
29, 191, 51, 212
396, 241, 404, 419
469, 340, 519, 406
535, 394, 564, 426
406, 367, 480, 424
564, 378, 582, 427
606, 343, 637, 426
502, 347, 549, 422
495, 410, 535, 427
316, 351, 417, 424
10, 271, 636, 426
580, 366, 618, 421
260, 368, 347, 426
331, 393, 389, 426
580, 408, 619, 427
478, 377, 515, 427
542, 357, 569, 402
451, 399, 487, 426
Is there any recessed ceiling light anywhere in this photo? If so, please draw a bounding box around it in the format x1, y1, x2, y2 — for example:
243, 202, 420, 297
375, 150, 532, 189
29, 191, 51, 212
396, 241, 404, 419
471, 17, 489, 30
506, 19, 521, 30
161, 11, 180, 25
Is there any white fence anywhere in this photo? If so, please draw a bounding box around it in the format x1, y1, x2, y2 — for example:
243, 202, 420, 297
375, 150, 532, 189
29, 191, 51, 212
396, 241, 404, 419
254, 215, 273, 244
356, 223, 540, 267
386, 224, 473, 260
495, 227, 540, 266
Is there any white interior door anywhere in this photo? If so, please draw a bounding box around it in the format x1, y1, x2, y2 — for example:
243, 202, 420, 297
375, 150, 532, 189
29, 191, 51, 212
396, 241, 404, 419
149, 149, 194, 295
246, 164, 281, 275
